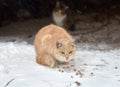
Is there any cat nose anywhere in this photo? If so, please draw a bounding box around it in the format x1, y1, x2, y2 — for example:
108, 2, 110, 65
66, 56, 69, 60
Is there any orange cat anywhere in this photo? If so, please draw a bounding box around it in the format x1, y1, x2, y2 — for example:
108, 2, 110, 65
34, 24, 76, 67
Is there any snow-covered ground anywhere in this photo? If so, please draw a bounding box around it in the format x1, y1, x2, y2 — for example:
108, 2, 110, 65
0, 17, 120, 87
0, 41, 120, 87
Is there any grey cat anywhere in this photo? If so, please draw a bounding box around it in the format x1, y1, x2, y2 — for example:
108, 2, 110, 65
52, 0, 81, 31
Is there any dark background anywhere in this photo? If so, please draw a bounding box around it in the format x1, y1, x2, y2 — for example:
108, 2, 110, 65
0, 0, 120, 27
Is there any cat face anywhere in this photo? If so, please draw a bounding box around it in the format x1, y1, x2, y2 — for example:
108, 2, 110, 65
54, 40, 76, 62
53, 1, 68, 16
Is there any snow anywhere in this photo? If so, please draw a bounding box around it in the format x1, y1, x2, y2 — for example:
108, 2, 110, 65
0, 41, 120, 87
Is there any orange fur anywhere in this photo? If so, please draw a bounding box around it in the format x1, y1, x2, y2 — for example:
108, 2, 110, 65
34, 24, 76, 67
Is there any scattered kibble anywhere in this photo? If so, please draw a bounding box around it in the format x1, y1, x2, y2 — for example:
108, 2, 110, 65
70, 75, 74, 78
58, 68, 65, 73
73, 69, 77, 71
66, 66, 70, 68
71, 64, 75, 67
64, 62, 69, 64
83, 63, 88, 66
75, 81, 81, 86
57, 66, 60, 68
75, 70, 83, 78
62, 67, 65, 69
76, 72, 79, 76
115, 66, 118, 69
90, 72, 94, 76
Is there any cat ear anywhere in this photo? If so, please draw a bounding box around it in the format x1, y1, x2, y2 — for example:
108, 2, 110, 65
56, 1, 60, 8
71, 40, 75, 47
65, 6, 69, 10
56, 41, 62, 48
71, 43, 75, 47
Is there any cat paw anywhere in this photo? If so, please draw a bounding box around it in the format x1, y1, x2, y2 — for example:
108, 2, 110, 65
47, 59, 56, 68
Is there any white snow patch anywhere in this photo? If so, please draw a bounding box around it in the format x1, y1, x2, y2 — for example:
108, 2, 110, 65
0, 42, 120, 87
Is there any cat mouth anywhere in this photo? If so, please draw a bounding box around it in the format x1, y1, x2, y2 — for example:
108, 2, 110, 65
55, 13, 63, 16
56, 57, 69, 62
65, 57, 70, 61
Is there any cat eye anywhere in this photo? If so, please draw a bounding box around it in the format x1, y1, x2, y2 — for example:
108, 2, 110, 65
61, 51, 65, 54
69, 51, 73, 54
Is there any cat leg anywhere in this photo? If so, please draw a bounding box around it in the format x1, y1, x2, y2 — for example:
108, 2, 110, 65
36, 53, 56, 67
45, 55, 56, 67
